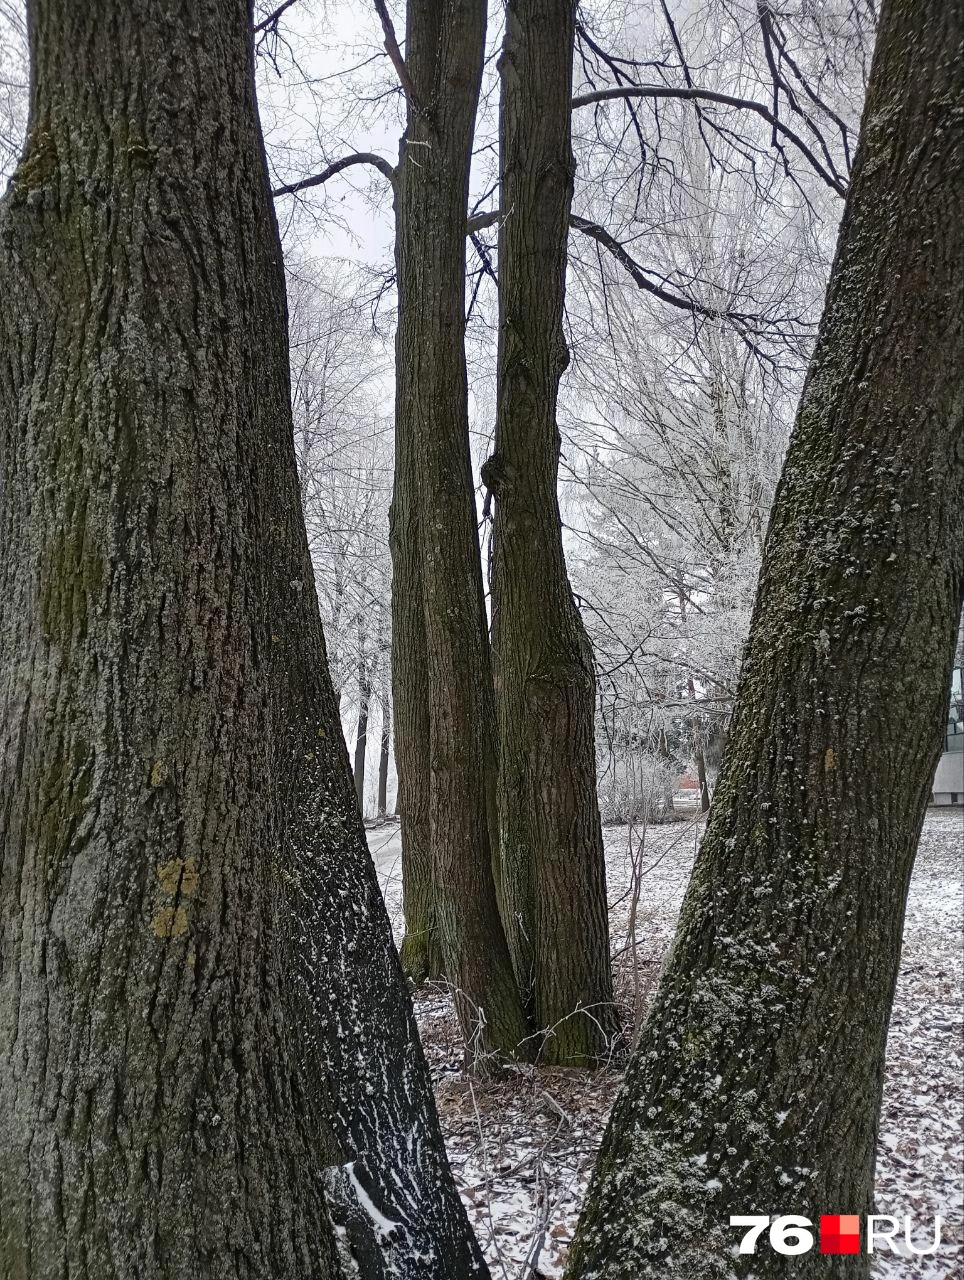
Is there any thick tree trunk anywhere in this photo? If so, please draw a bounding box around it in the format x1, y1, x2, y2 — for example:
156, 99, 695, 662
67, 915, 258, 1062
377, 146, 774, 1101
391, 0, 528, 1054
0, 4, 488, 1277
490, 0, 616, 1065
566, 0, 964, 1274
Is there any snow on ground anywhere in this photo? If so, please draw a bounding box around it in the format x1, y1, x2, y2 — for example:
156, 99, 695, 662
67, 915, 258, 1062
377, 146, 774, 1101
368, 808, 964, 1278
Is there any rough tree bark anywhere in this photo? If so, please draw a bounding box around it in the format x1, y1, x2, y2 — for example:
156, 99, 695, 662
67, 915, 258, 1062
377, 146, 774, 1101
389, 282, 437, 979
565, 0, 964, 1273
0, 3, 489, 1277
390, 0, 528, 1054
490, 0, 616, 1064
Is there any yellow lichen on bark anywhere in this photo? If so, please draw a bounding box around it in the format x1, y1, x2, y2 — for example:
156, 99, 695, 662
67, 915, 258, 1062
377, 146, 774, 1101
152, 906, 189, 939
156, 857, 199, 896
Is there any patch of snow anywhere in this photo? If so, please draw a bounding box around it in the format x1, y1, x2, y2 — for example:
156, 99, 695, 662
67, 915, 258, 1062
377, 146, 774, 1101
370, 809, 963, 1278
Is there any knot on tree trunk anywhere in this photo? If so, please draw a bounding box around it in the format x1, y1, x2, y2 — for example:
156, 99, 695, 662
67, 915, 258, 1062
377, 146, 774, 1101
481, 450, 508, 496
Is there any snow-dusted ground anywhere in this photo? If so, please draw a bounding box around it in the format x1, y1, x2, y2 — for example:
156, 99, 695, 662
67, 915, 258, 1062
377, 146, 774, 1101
369, 808, 963, 1278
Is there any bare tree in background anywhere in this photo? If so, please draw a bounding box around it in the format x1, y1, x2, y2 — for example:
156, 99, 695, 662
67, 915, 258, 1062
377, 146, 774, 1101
0, 1, 26, 182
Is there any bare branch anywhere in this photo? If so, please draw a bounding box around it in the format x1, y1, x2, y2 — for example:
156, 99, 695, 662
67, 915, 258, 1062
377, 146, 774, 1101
372, 0, 421, 112
571, 83, 847, 196
254, 0, 299, 34
272, 152, 397, 199
464, 204, 804, 352
757, 1, 854, 174
568, 215, 808, 351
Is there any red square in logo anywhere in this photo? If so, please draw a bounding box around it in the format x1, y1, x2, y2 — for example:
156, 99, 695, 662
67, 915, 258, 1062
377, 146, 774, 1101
820, 1215, 861, 1254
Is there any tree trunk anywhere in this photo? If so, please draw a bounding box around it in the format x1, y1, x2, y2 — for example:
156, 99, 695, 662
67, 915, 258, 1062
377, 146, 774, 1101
0, 4, 488, 1277
693, 730, 711, 813
389, 407, 438, 978
566, 0, 964, 1273
391, 0, 528, 1054
682, 597, 712, 814
655, 724, 676, 824
377, 691, 391, 819
377, 611, 391, 820
353, 639, 371, 812
490, 0, 616, 1065
353, 689, 370, 811
332, 556, 346, 711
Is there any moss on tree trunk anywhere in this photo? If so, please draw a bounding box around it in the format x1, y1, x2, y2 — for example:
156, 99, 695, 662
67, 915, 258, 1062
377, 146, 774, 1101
0, 3, 489, 1276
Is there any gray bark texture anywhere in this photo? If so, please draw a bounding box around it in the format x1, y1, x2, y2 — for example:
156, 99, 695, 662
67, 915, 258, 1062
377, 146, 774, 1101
390, 0, 529, 1056
0, 3, 489, 1277
565, 0, 964, 1274
490, 0, 616, 1065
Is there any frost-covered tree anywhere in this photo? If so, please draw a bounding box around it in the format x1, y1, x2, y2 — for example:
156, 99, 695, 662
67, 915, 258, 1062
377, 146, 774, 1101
287, 259, 395, 815
0, 1, 27, 182
559, 0, 865, 820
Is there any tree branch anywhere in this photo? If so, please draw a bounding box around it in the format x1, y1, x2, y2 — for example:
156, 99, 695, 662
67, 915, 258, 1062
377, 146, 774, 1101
272, 152, 397, 199
254, 0, 299, 34
571, 83, 847, 197
372, 0, 421, 112
464, 207, 801, 344
569, 214, 724, 317
568, 214, 806, 348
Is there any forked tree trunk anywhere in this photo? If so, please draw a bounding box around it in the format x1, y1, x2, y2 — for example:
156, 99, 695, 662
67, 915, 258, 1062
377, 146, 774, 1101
391, 0, 528, 1054
566, 0, 964, 1274
0, 4, 488, 1277
490, 0, 616, 1064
